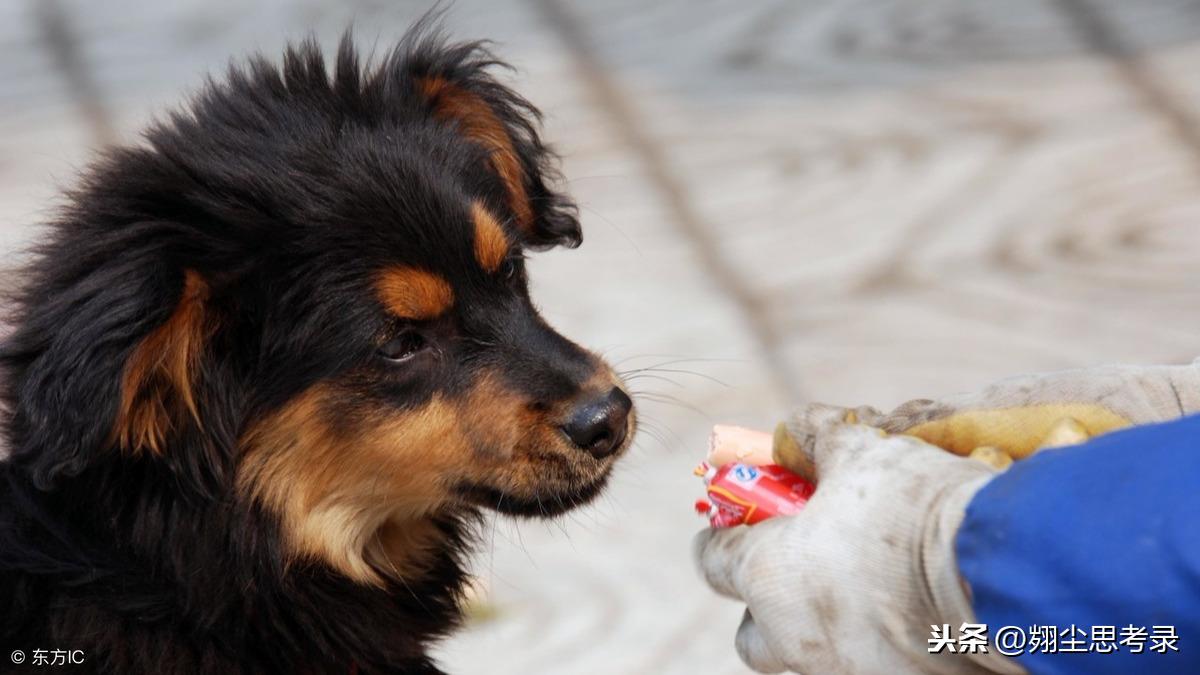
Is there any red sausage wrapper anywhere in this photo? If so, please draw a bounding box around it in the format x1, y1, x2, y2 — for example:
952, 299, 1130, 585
693, 461, 815, 528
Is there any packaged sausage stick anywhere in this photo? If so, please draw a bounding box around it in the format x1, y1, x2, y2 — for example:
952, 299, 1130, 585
694, 461, 815, 528
706, 424, 774, 466
696, 423, 816, 528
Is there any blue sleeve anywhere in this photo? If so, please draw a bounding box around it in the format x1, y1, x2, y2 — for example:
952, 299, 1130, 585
956, 414, 1200, 675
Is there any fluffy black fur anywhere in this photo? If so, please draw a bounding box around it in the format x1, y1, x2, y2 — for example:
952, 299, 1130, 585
0, 25, 591, 675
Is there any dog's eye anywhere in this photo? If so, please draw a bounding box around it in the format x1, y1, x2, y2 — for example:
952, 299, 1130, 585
378, 331, 427, 363
500, 257, 522, 281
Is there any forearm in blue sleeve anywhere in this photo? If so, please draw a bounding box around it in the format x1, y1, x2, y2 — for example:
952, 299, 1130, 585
956, 414, 1200, 675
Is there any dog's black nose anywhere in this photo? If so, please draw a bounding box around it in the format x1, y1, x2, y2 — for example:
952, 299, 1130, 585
561, 387, 632, 459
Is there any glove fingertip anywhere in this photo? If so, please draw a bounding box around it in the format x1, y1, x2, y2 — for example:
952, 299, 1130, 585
772, 421, 816, 481
693, 526, 754, 600
781, 403, 861, 479
736, 610, 788, 673
811, 422, 884, 473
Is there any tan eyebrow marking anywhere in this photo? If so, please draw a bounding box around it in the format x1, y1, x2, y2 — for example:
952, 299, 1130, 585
375, 267, 454, 320
471, 201, 509, 273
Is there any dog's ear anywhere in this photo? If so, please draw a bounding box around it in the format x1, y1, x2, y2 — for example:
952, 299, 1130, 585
2, 261, 220, 488
409, 48, 582, 250
111, 269, 215, 456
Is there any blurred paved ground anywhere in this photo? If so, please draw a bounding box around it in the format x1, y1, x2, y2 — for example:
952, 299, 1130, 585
3, 1, 1200, 673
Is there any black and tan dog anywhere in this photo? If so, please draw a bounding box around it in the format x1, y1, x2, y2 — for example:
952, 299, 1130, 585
0, 25, 634, 674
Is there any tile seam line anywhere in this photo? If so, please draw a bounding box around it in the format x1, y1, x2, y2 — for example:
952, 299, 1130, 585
530, 0, 804, 403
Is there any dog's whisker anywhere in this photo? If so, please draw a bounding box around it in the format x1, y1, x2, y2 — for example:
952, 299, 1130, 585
621, 373, 685, 388
646, 418, 687, 448
560, 173, 627, 184
632, 429, 671, 452
503, 519, 537, 570
614, 355, 746, 370
632, 419, 683, 452
610, 352, 724, 371
622, 367, 732, 388
626, 416, 675, 449
570, 202, 642, 254
631, 391, 712, 419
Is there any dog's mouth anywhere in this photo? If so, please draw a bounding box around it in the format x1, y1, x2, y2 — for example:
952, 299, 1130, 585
451, 401, 635, 518
453, 466, 614, 517
452, 424, 632, 517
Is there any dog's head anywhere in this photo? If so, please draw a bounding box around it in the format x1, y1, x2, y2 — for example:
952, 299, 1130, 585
2, 33, 634, 584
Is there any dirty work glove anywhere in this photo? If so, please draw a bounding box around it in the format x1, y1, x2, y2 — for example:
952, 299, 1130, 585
851, 361, 1200, 461
694, 406, 1024, 674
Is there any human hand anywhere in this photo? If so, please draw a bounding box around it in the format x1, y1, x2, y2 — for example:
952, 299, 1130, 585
832, 361, 1200, 463
695, 406, 1024, 674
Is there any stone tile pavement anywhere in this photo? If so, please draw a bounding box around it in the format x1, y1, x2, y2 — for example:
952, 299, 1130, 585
2, 1, 1200, 673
